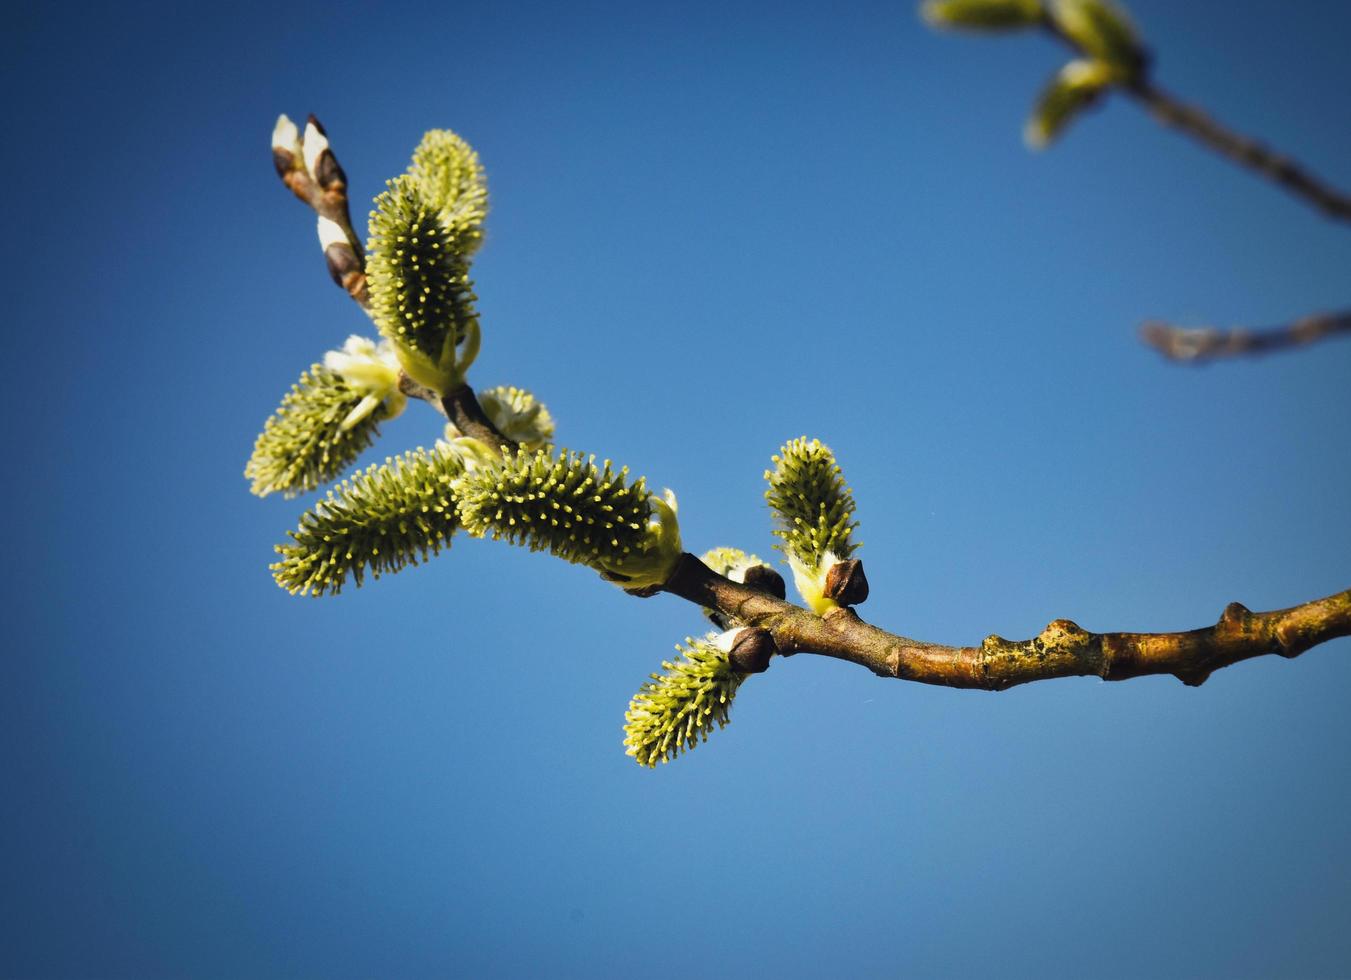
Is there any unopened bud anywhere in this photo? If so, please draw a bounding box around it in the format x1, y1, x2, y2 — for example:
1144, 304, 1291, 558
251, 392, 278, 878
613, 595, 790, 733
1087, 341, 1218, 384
271, 114, 302, 178
921, 0, 1044, 31
1024, 58, 1117, 149
824, 558, 870, 606
313, 147, 346, 192
742, 563, 787, 599
324, 243, 362, 288
298, 113, 349, 193
725, 628, 777, 674
1049, 0, 1144, 75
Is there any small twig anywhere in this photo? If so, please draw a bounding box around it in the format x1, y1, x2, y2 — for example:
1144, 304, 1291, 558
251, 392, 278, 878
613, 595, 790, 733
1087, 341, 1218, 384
272, 114, 372, 307
1123, 81, 1351, 223
1141, 310, 1351, 363
440, 384, 518, 455
1034, 18, 1351, 223
660, 554, 1351, 690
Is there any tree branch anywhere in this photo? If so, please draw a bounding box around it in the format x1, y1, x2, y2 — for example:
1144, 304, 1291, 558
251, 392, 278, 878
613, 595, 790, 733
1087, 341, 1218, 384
659, 554, 1351, 690
1140, 310, 1351, 363
440, 383, 518, 454
1031, 17, 1351, 224
1122, 80, 1351, 223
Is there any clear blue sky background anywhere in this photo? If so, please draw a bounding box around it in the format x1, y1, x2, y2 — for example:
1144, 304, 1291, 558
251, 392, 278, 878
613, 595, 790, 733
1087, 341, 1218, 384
5, 1, 1351, 976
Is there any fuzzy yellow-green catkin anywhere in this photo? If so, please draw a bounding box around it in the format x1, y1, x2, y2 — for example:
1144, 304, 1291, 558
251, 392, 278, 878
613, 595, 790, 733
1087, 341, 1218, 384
454, 448, 679, 587
408, 129, 488, 256
1049, 0, 1143, 75
246, 365, 394, 498
366, 175, 479, 391
1024, 58, 1118, 148
272, 446, 465, 596
623, 636, 746, 767
921, 0, 1044, 30
765, 437, 859, 568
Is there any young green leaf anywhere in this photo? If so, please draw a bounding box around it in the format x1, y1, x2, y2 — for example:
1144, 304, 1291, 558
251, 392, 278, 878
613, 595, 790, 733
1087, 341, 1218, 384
272, 446, 465, 596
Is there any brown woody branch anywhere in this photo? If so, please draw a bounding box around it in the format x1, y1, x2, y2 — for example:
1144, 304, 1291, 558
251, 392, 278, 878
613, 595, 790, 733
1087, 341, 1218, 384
1122, 80, 1351, 223
1032, 21, 1351, 224
660, 554, 1351, 690
440, 384, 518, 454
436, 380, 1351, 691
1141, 310, 1351, 363
267, 115, 1351, 688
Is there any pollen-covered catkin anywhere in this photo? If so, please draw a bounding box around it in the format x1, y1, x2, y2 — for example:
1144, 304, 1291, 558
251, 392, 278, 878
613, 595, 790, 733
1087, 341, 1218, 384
246, 365, 393, 498
454, 448, 654, 576
366, 175, 479, 389
623, 635, 747, 767
272, 446, 465, 596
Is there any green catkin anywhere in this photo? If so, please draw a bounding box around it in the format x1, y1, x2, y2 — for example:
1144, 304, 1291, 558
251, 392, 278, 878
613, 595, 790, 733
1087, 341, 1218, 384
700, 546, 766, 580
408, 129, 488, 256
366, 175, 479, 388
1024, 59, 1117, 148
454, 448, 656, 580
477, 386, 555, 450
246, 365, 391, 498
1049, 0, 1144, 76
272, 446, 465, 596
623, 636, 746, 767
921, 0, 1045, 31
764, 437, 860, 568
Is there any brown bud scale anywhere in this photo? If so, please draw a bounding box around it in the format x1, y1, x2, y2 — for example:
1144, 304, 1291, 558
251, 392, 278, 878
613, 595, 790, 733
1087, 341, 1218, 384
742, 563, 787, 599
824, 559, 870, 606
728, 628, 777, 674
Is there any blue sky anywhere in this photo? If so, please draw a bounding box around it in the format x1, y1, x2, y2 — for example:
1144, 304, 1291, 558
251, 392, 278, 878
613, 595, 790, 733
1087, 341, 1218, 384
5, 1, 1351, 976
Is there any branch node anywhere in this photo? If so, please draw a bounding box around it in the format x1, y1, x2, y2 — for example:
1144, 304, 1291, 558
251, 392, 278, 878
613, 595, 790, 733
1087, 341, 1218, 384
823, 606, 861, 629
1175, 668, 1212, 687
1274, 623, 1307, 660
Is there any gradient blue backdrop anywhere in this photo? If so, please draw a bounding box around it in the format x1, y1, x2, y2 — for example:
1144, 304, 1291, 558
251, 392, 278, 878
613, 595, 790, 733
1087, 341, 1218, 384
5, 1, 1351, 976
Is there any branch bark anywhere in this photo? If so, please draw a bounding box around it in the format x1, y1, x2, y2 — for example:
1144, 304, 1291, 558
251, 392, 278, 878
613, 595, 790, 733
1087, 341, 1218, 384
268, 115, 1351, 691
1122, 81, 1351, 223
660, 554, 1351, 690
1141, 310, 1351, 363
1033, 21, 1351, 224
440, 384, 518, 455
426, 383, 1351, 692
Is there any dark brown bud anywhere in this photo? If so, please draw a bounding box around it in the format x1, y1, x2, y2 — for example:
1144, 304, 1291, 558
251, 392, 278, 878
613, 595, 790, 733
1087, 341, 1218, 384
313, 150, 347, 192
727, 628, 776, 674
824, 558, 869, 606
305, 113, 327, 136
324, 243, 362, 288
742, 563, 786, 599
272, 147, 296, 179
